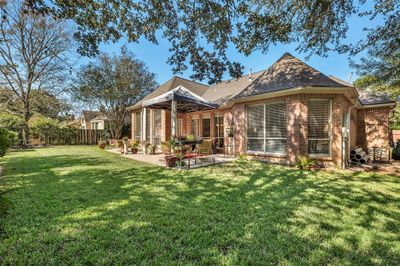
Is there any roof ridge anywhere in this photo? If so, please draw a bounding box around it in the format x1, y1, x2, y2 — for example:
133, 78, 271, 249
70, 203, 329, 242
212, 69, 266, 85
172, 75, 209, 88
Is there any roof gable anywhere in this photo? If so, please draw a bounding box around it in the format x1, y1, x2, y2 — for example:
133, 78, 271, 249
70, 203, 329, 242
131, 76, 209, 109
234, 53, 348, 99
82, 110, 102, 122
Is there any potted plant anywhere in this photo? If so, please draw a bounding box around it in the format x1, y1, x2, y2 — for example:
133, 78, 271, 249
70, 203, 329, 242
165, 155, 178, 167
147, 143, 156, 155
175, 153, 186, 168
131, 140, 139, 154
98, 140, 106, 149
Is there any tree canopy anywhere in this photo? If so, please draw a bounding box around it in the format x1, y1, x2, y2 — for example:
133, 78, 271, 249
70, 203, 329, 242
24, 0, 399, 84
74, 47, 157, 139
0, 88, 71, 119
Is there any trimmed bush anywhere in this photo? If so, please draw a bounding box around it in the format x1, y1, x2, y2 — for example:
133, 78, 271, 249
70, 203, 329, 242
0, 128, 12, 157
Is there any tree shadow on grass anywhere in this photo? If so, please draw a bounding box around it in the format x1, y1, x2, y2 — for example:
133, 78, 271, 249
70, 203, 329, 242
1, 149, 400, 265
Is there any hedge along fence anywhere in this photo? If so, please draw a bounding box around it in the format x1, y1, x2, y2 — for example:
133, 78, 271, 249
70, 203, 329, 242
31, 128, 105, 145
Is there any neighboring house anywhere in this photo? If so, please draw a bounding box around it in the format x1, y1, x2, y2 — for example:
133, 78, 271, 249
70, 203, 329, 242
80, 110, 109, 130
129, 53, 395, 166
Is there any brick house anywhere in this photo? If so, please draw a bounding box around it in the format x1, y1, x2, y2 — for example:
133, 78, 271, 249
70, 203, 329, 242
129, 53, 395, 167
79, 111, 109, 130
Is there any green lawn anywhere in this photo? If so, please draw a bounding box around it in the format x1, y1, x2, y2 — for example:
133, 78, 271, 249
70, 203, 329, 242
0, 146, 399, 265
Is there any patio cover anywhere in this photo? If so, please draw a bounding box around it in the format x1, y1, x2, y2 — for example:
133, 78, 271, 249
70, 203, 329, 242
142, 85, 218, 112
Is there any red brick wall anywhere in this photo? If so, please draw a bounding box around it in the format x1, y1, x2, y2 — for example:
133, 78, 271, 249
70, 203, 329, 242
357, 107, 392, 150
130, 94, 392, 167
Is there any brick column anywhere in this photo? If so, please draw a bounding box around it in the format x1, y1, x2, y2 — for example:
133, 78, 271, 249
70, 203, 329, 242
287, 95, 307, 163
331, 96, 342, 165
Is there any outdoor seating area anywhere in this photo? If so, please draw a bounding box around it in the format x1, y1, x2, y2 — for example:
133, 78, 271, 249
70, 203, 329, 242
105, 136, 235, 169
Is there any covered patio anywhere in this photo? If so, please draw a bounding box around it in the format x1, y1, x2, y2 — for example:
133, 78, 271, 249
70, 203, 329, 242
142, 85, 218, 138
129, 86, 230, 168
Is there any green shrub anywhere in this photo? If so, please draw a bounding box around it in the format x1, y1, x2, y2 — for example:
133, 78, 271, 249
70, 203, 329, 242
0, 112, 24, 131
0, 128, 11, 157
295, 155, 315, 170
29, 114, 60, 143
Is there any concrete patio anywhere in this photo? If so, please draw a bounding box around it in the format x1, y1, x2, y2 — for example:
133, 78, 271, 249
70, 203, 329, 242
107, 148, 236, 168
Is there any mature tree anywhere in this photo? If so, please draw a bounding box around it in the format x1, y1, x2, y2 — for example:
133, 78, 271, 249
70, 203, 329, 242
75, 48, 157, 139
0, 88, 70, 119
25, 0, 399, 83
0, 1, 72, 144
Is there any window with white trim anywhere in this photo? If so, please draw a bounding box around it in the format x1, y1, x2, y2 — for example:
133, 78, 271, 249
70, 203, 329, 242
176, 119, 183, 137
247, 102, 287, 154
308, 99, 332, 156
191, 118, 199, 137
202, 117, 211, 138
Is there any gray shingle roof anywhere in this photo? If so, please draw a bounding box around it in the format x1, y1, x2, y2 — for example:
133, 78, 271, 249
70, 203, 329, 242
358, 91, 396, 106
232, 53, 348, 100
129, 53, 394, 110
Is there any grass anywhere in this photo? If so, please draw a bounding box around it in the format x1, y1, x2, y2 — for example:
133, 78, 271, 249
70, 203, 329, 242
0, 146, 399, 265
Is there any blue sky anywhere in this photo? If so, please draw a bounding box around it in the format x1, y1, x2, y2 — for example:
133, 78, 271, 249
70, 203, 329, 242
75, 3, 382, 86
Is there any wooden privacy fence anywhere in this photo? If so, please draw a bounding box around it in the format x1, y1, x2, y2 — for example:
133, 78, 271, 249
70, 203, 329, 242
32, 129, 105, 145
73, 129, 105, 145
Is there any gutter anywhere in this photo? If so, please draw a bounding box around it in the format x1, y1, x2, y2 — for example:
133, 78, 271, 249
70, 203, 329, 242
357, 102, 396, 109
218, 86, 358, 109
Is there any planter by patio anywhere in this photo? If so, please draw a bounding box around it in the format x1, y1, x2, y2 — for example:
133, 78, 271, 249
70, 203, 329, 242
131, 148, 138, 154
98, 141, 106, 150
165, 156, 178, 167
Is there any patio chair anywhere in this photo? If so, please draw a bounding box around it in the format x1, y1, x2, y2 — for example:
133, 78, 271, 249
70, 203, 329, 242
196, 139, 215, 165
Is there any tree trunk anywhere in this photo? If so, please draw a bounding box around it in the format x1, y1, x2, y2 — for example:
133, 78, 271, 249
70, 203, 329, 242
22, 100, 30, 145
